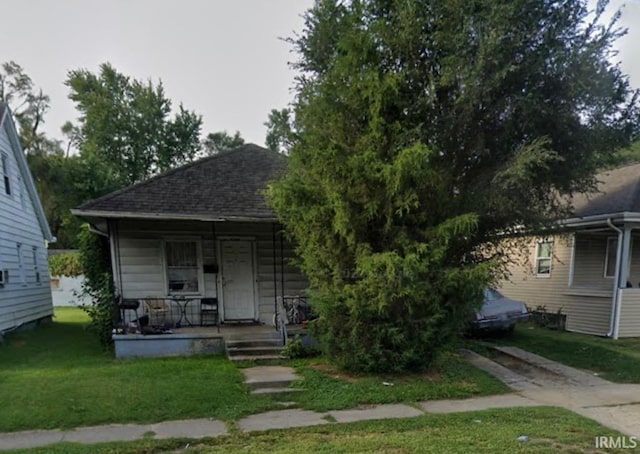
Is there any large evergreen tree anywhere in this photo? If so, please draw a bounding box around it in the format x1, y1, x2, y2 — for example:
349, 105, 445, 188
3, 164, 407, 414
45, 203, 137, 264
269, 0, 639, 372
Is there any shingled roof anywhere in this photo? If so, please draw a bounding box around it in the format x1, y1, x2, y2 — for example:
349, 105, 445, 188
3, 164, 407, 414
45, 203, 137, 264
569, 162, 640, 219
74, 144, 286, 221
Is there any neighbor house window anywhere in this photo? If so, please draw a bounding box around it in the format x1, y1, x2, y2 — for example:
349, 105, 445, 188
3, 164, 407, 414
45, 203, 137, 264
165, 240, 200, 294
605, 237, 618, 278
1, 154, 10, 195
18, 175, 25, 208
17, 243, 25, 284
535, 240, 553, 276
32, 247, 40, 283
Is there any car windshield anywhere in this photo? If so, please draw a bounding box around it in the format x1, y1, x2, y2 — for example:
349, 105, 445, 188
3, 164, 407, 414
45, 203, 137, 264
484, 288, 504, 301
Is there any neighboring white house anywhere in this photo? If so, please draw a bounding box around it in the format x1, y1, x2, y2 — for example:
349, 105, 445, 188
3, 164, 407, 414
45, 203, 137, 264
0, 103, 55, 334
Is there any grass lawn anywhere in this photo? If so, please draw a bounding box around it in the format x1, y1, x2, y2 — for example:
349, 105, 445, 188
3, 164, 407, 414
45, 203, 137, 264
0, 308, 276, 432
288, 352, 508, 412
480, 324, 640, 383
0, 308, 507, 433
7, 407, 627, 454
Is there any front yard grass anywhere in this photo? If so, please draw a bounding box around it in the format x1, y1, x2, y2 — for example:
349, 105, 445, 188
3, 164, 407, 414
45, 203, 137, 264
482, 324, 640, 383
8, 407, 626, 454
289, 352, 508, 412
0, 308, 276, 432
0, 308, 507, 433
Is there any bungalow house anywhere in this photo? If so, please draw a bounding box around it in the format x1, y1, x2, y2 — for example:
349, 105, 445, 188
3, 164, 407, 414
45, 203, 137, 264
499, 162, 640, 339
0, 103, 55, 335
72, 145, 308, 335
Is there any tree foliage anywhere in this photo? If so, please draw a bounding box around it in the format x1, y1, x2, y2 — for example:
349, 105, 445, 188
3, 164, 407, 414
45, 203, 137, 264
265, 108, 295, 154
0, 61, 52, 154
49, 251, 82, 277
269, 0, 639, 372
202, 130, 244, 155
66, 63, 203, 186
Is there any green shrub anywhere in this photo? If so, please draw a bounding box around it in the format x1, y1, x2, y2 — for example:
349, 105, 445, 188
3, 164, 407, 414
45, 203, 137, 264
78, 224, 115, 348
283, 334, 320, 359
530, 305, 566, 331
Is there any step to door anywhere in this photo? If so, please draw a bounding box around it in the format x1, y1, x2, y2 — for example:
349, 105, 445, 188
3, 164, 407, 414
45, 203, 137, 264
226, 339, 283, 349
227, 346, 285, 357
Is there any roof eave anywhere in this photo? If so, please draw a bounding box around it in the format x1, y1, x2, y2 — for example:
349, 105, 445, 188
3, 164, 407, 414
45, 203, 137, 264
559, 211, 640, 228
70, 209, 279, 223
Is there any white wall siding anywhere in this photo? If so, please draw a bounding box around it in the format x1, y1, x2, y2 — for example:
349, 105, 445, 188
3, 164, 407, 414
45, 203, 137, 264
499, 234, 613, 336
618, 290, 640, 337
114, 220, 308, 324
0, 121, 53, 332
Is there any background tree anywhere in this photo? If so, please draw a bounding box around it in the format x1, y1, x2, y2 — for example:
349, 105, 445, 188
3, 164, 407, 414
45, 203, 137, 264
269, 0, 639, 372
66, 63, 203, 187
265, 108, 295, 154
0, 61, 52, 154
202, 130, 244, 155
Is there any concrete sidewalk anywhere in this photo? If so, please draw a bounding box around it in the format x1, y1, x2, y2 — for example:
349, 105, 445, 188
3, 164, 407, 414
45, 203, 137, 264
3, 349, 640, 451
0, 395, 544, 451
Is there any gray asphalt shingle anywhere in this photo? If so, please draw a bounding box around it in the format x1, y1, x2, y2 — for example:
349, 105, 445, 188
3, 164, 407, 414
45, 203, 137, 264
76, 144, 286, 220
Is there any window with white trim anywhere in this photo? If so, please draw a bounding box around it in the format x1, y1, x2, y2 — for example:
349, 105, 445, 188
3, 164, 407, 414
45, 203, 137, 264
535, 240, 553, 276
18, 175, 25, 209
165, 240, 200, 294
605, 237, 618, 278
32, 247, 40, 283
1, 154, 10, 195
17, 243, 25, 284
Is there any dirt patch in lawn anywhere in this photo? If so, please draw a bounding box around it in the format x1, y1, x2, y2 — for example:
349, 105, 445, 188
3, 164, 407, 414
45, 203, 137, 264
309, 364, 360, 383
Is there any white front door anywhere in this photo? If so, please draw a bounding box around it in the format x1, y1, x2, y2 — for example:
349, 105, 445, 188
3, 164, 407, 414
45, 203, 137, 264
220, 240, 256, 320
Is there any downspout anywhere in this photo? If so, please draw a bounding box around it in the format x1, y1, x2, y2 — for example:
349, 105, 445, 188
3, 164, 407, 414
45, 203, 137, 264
607, 218, 623, 338
272, 223, 278, 330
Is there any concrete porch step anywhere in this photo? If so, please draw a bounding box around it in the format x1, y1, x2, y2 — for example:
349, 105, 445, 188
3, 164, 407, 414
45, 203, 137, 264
242, 366, 300, 392
250, 387, 305, 396
227, 346, 285, 357
230, 354, 285, 362
226, 339, 283, 349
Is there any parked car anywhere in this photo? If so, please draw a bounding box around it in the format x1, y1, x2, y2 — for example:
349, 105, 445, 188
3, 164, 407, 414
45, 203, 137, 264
471, 288, 530, 333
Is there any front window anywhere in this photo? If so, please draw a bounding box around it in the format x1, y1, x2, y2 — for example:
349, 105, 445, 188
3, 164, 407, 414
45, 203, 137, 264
165, 240, 200, 294
535, 240, 553, 276
605, 237, 618, 278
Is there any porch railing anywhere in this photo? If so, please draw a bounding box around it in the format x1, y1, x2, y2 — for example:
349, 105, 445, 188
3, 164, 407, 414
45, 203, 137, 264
116, 297, 219, 334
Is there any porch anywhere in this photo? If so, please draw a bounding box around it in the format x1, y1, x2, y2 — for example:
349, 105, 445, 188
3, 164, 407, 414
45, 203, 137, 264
568, 226, 640, 338
113, 323, 308, 359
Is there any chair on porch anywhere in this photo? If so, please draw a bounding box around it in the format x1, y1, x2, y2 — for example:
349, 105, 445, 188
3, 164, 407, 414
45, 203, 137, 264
200, 297, 220, 332
143, 298, 171, 328
118, 298, 143, 334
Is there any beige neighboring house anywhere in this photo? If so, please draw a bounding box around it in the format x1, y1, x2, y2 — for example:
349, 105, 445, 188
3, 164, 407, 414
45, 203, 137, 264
500, 162, 640, 339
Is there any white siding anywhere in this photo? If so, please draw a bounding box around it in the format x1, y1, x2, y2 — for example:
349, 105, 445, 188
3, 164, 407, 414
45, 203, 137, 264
0, 120, 53, 332
114, 220, 308, 325
618, 290, 640, 337
499, 234, 613, 336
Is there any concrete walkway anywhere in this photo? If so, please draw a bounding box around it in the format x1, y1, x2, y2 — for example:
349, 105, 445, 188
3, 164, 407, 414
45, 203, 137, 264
2, 350, 640, 451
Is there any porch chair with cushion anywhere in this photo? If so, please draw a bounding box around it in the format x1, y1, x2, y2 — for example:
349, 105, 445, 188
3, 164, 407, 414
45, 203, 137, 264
200, 298, 220, 332
143, 298, 171, 328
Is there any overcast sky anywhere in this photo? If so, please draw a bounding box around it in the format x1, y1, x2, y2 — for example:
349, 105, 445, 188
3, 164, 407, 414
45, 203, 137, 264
0, 0, 638, 148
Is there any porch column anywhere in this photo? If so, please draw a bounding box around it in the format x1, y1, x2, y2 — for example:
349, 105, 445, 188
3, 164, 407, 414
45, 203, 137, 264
613, 225, 633, 339
567, 234, 576, 288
